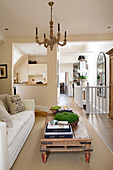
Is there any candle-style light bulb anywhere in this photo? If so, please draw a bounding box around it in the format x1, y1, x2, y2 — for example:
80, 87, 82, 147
65, 31, 66, 39
58, 23, 60, 32
36, 27, 38, 36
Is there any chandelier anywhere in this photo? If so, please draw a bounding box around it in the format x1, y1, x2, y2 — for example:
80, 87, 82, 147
35, 1, 67, 51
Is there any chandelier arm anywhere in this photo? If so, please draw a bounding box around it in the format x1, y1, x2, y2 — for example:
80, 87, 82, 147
58, 39, 67, 46
35, 38, 44, 45
44, 43, 48, 48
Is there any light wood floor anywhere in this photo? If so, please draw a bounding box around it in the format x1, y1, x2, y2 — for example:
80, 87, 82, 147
58, 94, 113, 153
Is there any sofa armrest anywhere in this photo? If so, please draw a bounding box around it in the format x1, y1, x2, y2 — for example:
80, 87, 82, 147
22, 99, 35, 112
0, 122, 9, 170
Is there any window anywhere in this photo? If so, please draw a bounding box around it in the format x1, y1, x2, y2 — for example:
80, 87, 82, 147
97, 52, 106, 97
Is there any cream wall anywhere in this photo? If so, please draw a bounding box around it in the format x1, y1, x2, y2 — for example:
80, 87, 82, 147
47, 46, 57, 107
28, 55, 47, 63
13, 45, 28, 84
15, 85, 48, 111
0, 40, 12, 94
87, 53, 97, 86
16, 57, 28, 83
60, 63, 73, 81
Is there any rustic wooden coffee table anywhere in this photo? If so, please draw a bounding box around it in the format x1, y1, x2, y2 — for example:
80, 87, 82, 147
40, 114, 93, 163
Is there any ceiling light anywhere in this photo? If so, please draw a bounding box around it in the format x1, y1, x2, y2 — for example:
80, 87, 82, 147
4, 28, 8, 31
35, 1, 67, 51
107, 26, 111, 29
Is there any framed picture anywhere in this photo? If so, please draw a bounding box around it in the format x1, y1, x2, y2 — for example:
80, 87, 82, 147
0, 64, 7, 79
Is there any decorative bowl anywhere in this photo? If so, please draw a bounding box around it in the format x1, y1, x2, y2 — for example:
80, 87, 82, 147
50, 106, 61, 113
50, 108, 58, 113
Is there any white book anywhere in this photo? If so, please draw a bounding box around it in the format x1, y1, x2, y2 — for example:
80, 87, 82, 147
58, 121, 68, 125
47, 122, 69, 129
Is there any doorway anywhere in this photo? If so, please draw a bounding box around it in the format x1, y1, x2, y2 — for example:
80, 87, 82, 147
59, 72, 69, 95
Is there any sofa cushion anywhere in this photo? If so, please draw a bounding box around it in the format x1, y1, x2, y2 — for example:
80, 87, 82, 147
11, 110, 34, 124
5, 94, 25, 114
0, 101, 13, 128
7, 110, 34, 147
0, 94, 9, 112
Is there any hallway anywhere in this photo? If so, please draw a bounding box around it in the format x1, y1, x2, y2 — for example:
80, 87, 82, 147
58, 94, 113, 154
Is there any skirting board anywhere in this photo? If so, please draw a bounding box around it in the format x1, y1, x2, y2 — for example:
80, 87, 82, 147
74, 98, 83, 109
35, 105, 48, 112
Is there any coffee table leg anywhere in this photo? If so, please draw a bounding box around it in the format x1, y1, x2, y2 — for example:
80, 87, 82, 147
42, 153, 47, 163
85, 152, 90, 163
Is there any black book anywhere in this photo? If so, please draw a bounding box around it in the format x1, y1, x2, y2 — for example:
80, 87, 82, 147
46, 124, 71, 132
45, 134, 73, 138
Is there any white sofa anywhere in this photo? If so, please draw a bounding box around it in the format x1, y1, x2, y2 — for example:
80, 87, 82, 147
0, 99, 35, 170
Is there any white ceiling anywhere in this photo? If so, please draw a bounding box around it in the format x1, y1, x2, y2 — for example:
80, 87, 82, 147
15, 43, 47, 56
0, 0, 113, 38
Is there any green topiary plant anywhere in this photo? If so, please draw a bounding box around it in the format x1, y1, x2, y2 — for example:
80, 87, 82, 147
55, 112, 79, 123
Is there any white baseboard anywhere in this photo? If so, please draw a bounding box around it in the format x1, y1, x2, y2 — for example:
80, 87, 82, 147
74, 98, 83, 108
35, 105, 48, 112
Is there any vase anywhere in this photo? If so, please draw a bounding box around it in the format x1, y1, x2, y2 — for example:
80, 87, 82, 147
80, 79, 86, 87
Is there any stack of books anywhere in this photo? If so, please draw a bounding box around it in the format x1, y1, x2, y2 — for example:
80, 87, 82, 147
45, 121, 73, 139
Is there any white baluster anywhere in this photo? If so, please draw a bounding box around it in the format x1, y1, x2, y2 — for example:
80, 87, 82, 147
95, 87, 97, 113
102, 87, 104, 113
86, 82, 89, 114
105, 87, 107, 113
91, 88, 93, 113
99, 87, 100, 114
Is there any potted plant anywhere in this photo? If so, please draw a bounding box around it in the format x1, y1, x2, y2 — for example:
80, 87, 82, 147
97, 75, 100, 80
97, 75, 100, 85
79, 75, 87, 85
55, 112, 79, 127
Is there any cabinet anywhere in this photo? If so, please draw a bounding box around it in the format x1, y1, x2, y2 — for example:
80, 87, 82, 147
28, 64, 47, 76
106, 48, 113, 119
